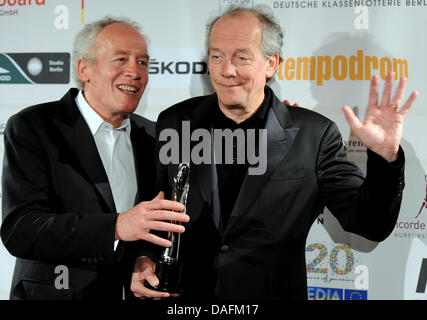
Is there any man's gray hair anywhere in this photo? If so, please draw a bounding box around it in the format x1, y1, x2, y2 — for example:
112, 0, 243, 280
206, 5, 284, 64
72, 16, 147, 90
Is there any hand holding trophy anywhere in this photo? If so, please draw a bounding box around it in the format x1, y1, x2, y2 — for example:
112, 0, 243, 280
145, 163, 190, 294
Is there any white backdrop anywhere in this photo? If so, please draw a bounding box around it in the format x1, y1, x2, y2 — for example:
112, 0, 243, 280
0, 0, 426, 300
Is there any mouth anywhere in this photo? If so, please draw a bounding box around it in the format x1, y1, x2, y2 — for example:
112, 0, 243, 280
219, 82, 242, 89
117, 85, 139, 95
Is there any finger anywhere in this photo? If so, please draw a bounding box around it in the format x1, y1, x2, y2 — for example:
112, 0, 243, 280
147, 199, 185, 212
399, 90, 419, 117
342, 105, 362, 133
153, 191, 165, 200
141, 233, 172, 247
293, 102, 300, 107
133, 279, 171, 299
391, 76, 407, 107
380, 71, 395, 107
146, 220, 186, 233
144, 269, 160, 288
140, 270, 172, 298
368, 74, 379, 107
142, 287, 171, 299
148, 210, 190, 223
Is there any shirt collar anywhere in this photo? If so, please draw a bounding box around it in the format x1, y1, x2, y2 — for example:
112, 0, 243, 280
75, 90, 131, 136
210, 86, 272, 130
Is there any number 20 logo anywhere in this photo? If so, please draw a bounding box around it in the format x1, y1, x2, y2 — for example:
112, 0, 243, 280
306, 243, 355, 276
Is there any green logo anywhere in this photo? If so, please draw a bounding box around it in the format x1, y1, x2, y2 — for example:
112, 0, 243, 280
0, 53, 32, 84
0, 53, 70, 84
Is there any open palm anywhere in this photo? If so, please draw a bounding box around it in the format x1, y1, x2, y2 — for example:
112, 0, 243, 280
342, 72, 418, 162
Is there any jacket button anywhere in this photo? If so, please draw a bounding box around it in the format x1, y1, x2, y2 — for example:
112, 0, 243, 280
220, 245, 229, 253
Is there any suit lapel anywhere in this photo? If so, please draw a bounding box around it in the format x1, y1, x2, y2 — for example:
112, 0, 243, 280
182, 92, 299, 234
52, 89, 116, 213
225, 94, 299, 233
130, 115, 156, 203
180, 94, 217, 227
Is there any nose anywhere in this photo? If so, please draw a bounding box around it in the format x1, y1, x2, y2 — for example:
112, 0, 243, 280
221, 59, 237, 77
125, 59, 141, 79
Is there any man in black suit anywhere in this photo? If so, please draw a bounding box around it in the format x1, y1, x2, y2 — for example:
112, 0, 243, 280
130, 6, 419, 300
0, 17, 189, 300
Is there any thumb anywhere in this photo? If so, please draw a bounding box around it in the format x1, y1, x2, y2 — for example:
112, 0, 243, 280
342, 105, 362, 132
154, 191, 165, 200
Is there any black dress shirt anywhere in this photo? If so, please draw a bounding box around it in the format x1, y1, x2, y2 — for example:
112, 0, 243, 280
207, 87, 272, 227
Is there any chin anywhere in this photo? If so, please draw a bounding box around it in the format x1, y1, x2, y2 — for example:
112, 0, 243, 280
219, 97, 244, 108
119, 104, 139, 114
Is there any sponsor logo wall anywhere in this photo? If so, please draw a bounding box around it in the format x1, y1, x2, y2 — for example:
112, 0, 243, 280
0, 0, 426, 299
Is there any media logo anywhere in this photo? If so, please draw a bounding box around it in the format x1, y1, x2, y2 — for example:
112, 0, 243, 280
307, 286, 368, 300
0, 53, 70, 84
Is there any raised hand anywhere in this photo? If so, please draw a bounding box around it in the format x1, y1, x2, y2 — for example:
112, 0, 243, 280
342, 72, 418, 162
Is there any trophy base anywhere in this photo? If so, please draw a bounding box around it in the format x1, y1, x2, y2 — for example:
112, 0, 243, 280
145, 260, 183, 294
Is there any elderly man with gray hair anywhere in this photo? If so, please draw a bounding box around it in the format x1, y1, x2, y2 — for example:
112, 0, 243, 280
1, 17, 189, 300
132, 5, 417, 300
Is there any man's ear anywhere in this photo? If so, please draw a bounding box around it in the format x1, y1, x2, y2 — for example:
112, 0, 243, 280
266, 53, 280, 78
77, 58, 91, 84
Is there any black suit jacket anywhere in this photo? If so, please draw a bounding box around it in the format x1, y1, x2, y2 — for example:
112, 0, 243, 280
153, 86, 405, 300
1, 89, 156, 300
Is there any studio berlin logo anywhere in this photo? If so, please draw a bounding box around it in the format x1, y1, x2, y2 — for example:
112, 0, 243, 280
0, 53, 70, 84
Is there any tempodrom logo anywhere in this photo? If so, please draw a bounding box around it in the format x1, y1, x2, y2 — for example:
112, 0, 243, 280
277, 50, 408, 85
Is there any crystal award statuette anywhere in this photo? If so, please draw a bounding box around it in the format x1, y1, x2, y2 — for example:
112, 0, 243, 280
147, 163, 190, 293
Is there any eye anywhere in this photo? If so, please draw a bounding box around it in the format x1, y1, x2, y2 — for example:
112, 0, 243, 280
210, 54, 223, 63
138, 60, 148, 66
236, 55, 250, 64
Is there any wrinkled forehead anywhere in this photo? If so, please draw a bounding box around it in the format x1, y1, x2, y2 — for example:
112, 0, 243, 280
97, 23, 145, 45
91, 23, 148, 57
209, 13, 263, 52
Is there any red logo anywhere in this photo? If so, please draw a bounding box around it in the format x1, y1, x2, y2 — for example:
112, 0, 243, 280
415, 175, 427, 219
0, 0, 45, 7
